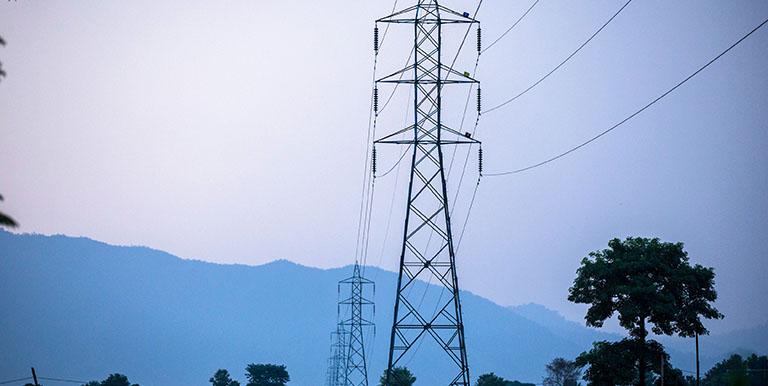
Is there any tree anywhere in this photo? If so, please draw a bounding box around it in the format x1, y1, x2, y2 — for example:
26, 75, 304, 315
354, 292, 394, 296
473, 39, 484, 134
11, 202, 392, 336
703, 353, 768, 386
0, 35, 6, 79
745, 354, 768, 386
475, 373, 535, 386
245, 364, 289, 386
576, 339, 692, 386
576, 340, 641, 385
210, 369, 240, 386
477, 373, 508, 386
0, 194, 17, 228
568, 237, 723, 386
99, 374, 139, 386
543, 358, 581, 386
378, 367, 416, 386
0, 39, 17, 227
80, 374, 138, 386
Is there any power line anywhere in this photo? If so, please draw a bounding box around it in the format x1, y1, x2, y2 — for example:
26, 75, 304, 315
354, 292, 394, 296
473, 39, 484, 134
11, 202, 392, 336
483, 0, 633, 115
377, 145, 410, 178
0, 377, 31, 385
480, 0, 540, 54
38, 376, 91, 384
485, 15, 768, 177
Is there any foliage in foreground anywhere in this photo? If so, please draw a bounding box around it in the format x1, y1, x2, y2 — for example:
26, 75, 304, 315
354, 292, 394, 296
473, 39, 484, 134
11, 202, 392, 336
210, 369, 240, 386
476, 372, 535, 386
378, 367, 416, 386
575, 339, 694, 385
543, 357, 581, 386
245, 364, 289, 386
80, 373, 139, 386
703, 353, 768, 386
0, 194, 17, 228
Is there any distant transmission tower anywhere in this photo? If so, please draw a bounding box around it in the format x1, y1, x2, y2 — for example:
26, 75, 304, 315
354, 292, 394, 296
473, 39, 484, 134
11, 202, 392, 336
327, 326, 349, 386
374, 1, 480, 386
339, 263, 375, 386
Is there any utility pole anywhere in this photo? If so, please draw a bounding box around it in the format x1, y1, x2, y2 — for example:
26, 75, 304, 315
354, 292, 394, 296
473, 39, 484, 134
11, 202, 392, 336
31, 367, 39, 386
696, 333, 700, 386
660, 353, 665, 385
374, 2, 481, 385
339, 263, 374, 386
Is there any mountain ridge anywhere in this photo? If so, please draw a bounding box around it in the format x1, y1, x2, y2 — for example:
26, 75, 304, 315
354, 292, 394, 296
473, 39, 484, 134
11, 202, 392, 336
1, 231, 764, 385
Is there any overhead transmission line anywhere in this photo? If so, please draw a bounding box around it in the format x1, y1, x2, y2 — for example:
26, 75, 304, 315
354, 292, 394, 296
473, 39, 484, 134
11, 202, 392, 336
0, 377, 31, 385
483, 0, 633, 115
378, 0, 542, 177
481, 0, 541, 54
485, 15, 768, 177
355, 0, 403, 272
38, 376, 90, 384
0, 375, 91, 385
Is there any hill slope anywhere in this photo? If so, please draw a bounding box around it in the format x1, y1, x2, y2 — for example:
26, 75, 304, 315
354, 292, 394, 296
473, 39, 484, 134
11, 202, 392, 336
0, 231, 764, 385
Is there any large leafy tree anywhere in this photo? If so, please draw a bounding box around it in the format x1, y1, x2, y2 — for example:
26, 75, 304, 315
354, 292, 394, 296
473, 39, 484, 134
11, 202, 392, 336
543, 358, 581, 386
245, 364, 289, 386
210, 369, 240, 386
568, 237, 722, 385
379, 367, 416, 386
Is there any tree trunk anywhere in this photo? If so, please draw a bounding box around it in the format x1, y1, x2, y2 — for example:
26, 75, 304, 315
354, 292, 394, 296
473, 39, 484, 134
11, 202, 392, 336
639, 317, 646, 386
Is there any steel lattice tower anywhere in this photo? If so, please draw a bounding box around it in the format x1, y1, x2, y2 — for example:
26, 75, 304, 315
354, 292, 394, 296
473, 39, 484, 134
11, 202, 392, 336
375, 1, 480, 386
339, 263, 375, 386
328, 326, 349, 386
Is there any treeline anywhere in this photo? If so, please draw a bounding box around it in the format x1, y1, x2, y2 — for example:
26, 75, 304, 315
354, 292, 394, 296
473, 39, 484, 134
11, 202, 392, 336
208, 364, 289, 386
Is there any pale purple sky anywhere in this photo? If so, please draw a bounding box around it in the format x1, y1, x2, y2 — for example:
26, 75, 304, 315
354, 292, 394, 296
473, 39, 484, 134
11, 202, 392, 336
1, 0, 767, 334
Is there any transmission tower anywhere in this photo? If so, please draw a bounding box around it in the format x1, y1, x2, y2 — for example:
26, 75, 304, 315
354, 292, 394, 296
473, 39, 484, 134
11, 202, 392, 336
339, 263, 375, 386
327, 326, 349, 386
374, 1, 480, 386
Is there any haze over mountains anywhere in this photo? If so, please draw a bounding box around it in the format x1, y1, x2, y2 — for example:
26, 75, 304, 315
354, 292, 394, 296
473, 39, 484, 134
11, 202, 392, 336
1, 231, 765, 385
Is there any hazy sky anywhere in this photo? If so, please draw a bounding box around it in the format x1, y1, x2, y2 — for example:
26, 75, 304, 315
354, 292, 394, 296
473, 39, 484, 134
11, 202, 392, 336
1, 0, 767, 334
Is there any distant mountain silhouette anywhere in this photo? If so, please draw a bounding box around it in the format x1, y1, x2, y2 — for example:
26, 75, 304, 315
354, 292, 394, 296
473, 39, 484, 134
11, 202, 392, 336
509, 303, 620, 348
1, 231, 764, 385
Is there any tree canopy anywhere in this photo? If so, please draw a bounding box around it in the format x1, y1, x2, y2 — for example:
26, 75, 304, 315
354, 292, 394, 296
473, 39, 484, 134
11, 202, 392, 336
475, 373, 535, 386
245, 364, 289, 386
379, 367, 416, 386
543, 358, 581, 386
703, 353, 768, 386
0, 35, 6, 79
576, 339, 693, 386
210, 369, 240, 386
0, 194, 17, 228
569, 237, 722, 338
80, 374, 139, 386
476, 373, 508, 386
568, 237, 722, 385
